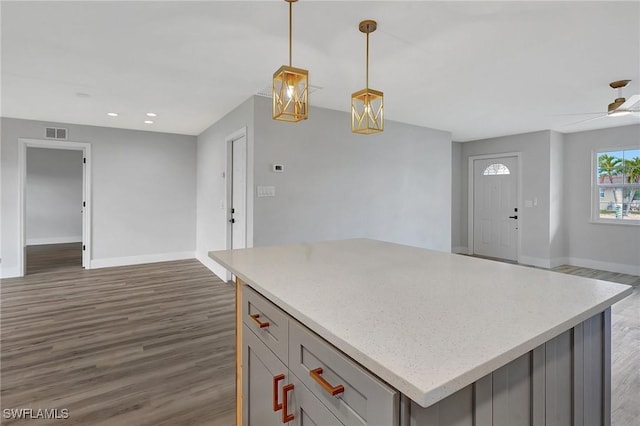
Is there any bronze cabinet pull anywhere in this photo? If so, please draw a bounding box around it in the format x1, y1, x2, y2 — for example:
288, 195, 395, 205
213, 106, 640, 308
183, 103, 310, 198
250, 313, 270, 328
281, 384, 295, 423
273, 374, 285, 411
309, 367, 345, 396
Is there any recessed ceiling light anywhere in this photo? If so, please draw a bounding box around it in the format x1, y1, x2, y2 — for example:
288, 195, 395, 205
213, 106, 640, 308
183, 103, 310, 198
107, 112, 119, 117
146, 112, 157, 117
144, 120, 154, 124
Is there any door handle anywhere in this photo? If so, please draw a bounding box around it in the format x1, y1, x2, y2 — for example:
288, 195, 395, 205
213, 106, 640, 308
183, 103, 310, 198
509, 215, 518, 219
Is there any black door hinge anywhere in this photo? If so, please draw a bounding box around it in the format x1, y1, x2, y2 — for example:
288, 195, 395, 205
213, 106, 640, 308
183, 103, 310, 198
83, 201, 86, 207
83, 158, 86, 164
83, 245, 86, 251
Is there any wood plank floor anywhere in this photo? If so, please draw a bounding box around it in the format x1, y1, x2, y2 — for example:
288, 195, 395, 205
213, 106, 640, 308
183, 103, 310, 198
1, 256, 235, 425
25, 243, 83, 276
1, 246, 638, 425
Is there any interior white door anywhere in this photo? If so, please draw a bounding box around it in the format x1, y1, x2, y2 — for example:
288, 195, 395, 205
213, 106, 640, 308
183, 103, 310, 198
231, 135, 247, 250
473, 157, 518, 261
82, 154, 87, 268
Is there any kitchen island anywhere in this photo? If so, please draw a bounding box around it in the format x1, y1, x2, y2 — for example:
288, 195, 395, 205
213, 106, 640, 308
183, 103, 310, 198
209, 239, 632, 426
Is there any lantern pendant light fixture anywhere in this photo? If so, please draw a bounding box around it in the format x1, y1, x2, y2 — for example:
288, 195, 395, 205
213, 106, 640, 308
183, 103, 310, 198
273, 0, 308, 122
352, 20, 383, 134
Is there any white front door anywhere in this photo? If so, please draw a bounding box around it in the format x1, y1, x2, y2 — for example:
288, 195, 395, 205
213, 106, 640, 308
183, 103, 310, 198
473, 156, 518, 261
231, 135, 247, 250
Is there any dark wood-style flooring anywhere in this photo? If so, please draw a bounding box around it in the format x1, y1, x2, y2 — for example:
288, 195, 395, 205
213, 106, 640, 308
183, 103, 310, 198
1, 249, 235, 425
25, 243, 83, 275
1, 246, 638, 425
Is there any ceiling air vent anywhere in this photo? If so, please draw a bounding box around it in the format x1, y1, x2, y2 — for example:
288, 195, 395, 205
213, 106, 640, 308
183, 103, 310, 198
45, 127, 68, 140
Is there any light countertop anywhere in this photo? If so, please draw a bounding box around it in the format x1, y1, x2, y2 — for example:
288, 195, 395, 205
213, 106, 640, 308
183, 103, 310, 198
209, 239, 632, 408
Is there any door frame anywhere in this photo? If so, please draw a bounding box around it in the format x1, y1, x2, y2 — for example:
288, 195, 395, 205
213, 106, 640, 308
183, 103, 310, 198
18, 138, 92, 276
467, 152, 522, 262
225, 127, 248, 281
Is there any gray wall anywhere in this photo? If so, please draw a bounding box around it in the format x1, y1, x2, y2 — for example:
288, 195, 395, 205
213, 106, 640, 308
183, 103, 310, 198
460, 131, 552, 266
252, 95, 452, 252
549, 131, 566, 264
196, 97, 254, 279
1, 117, 197, 277
564, 125, 640, 274
26, 147, 83, 244
457, 125, 639, 274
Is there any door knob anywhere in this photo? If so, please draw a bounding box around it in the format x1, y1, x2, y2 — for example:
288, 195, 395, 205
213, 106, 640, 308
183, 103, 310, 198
509, 215, 518, 219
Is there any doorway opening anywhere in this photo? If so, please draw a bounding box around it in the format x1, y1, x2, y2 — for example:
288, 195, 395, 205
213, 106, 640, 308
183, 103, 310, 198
468, 153, 521, 262
18, 139, 92, 276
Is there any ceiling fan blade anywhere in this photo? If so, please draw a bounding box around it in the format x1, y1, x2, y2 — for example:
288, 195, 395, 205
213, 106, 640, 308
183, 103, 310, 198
554, 112, 606, 116
619, 94, 640, 110
562, 114, 607, 127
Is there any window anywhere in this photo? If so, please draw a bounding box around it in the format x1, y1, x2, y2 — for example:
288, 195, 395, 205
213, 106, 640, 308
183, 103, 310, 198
483, 163, 510, 175
594, 148, 640, 223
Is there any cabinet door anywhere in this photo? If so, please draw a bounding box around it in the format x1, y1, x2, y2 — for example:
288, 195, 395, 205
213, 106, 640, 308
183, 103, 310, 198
243, 324, 289, 426
287, 374, 343, 426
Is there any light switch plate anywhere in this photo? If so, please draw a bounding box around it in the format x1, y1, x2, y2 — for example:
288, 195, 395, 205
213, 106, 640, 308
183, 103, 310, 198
257, 186, 276, 197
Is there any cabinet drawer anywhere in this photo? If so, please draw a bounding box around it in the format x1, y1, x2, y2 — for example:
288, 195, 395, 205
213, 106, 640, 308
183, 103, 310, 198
243, 285, 289, 363
287, 374, 343, 426
289, 320, 398, 426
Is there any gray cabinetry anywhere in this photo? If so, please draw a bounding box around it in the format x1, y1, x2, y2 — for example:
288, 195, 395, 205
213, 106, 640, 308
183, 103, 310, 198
244, 285, 289, 362
243, 324, 288, 426
407, 310, 611, 426
288, 374, 343, 426
289, 320, 398, 426
243, 285, 398, 426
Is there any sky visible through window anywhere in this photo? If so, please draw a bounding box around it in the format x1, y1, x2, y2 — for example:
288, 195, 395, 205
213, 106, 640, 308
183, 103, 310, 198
596, 147, 640, 222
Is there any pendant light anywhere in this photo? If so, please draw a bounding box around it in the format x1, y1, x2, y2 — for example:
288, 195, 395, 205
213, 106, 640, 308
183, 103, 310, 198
352, 20, 383, 134
273, 0, 308, 122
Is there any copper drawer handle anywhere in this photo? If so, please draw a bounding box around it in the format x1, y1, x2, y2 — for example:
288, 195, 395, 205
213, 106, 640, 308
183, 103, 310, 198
250, 313, 270, 328
282, 383, 295, 423
309, 367, 345, 396
273, 374, 285, 411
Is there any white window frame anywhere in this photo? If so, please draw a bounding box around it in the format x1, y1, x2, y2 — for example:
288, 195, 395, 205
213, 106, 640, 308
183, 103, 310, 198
591, 146, 640, 226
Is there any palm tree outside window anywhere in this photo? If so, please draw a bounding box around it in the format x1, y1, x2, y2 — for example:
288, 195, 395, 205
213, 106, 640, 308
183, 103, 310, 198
595, 148, 640, 222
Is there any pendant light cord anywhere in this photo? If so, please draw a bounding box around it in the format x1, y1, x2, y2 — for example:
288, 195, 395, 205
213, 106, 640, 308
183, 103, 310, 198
366, 31, 369, 89
289, 1, 292, 66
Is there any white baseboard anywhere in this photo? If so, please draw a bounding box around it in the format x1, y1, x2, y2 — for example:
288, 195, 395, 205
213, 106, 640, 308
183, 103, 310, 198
90, 251, 195, 269
196, 253, 231, 282
564, 257, 640, 276
550, 257, 570, 269
26, 236, 82, 246
518, 255, 551, 269
452, 246, 469, 255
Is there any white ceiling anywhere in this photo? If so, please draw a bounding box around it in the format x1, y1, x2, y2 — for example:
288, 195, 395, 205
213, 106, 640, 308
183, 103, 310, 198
1, 1, 639, 141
